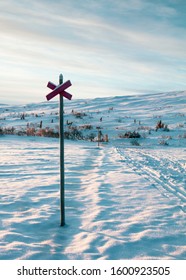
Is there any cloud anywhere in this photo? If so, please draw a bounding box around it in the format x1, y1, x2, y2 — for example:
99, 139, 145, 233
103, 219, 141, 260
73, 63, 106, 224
0, 0, 185, 103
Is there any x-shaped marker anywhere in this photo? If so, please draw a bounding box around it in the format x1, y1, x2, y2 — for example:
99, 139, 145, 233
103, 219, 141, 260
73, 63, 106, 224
46, 80, 72, 101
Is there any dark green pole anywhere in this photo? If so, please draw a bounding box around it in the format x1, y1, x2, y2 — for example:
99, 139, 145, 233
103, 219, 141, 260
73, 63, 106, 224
59, 73, 65, 226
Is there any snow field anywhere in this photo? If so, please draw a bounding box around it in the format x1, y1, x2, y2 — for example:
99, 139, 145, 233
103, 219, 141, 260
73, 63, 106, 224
0, 136, 185, 259
0, 90, 185, 259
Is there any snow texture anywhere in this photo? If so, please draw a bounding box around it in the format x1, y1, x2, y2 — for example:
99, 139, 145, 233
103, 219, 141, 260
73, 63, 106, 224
0, 91, 186, 259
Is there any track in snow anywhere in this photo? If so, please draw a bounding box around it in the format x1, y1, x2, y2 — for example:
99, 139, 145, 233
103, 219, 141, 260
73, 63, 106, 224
115, 146, 186, 213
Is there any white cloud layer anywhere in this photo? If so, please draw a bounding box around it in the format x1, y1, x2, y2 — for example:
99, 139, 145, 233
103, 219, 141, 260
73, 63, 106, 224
0, 0, 185, 103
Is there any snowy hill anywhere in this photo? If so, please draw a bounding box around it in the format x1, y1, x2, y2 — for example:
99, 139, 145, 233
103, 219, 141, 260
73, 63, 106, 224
0, 90, 186, 146
0, 91, 186, 260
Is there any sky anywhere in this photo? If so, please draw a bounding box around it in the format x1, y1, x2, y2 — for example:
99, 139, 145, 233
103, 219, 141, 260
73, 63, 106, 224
0, 0, 186, 104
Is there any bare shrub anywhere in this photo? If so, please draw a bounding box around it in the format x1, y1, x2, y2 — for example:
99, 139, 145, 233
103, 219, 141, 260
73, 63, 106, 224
26, 127, 36, 136
20, 113, 25, 120
156, 120, 165, 130
46, 129, 59, 138
35, 129, 45, 137
66, 120, 73, 125
163, 124, 170, 132
156, 120, 169, 132
79, 124, 93, 130
119, 131, 141, 138
104, 134, 109, 142
64, 127, 83, 140
36, 128, 59, 138
4, 127, 15, 135
85, 133, 96, 141
17, 130, 26, 136
0, 127, 4, 135
72, 111, 87, 118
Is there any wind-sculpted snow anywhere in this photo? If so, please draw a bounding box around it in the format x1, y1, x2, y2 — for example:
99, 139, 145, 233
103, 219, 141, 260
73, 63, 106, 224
0, 91, 186, 259
0, 137, 185, 259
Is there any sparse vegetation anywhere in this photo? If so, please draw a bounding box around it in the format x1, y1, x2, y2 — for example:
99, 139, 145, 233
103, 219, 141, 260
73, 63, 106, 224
0, 92, 184, 147
64, 127, 83, 140
72, 111, 87, 119
79, 124, 93, 130
119, 131, 141, 139
156, 120, 164, 130
155, 120, 169, 131
3, 127, 15, 135
0, 127, 4, 135
26, 127, 36, 136
85, 133, 96, 141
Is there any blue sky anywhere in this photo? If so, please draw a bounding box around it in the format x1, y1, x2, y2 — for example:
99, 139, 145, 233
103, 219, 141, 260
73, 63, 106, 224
0, 0, 186, 104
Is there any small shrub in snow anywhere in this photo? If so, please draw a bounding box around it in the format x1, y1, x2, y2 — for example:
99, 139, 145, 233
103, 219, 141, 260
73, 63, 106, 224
156, 120, 164, 130
79, 124, 93, 130
37, 128, 59, 138
155, 120, 170, 132
46, 129, 59, 138
66, 120, 73, 126
20, 113, 25, 120
96, 126, 103, 130
26, 127, 36, 136
163, 124, 170, 132
85, 133, 96, 141
4, 127, 15, 135
17, 130, 26, 136
104, 134, 109, 142
0, 127, 4, 135
119, 131, 141, 138
64, 127, 83, 140
72, 111, 87, 119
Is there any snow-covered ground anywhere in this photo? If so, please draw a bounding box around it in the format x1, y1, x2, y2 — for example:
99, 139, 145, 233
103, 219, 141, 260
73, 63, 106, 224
0, 91, 185, 259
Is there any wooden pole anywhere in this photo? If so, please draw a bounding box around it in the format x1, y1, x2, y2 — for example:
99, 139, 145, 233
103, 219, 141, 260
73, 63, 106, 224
59, 73, 65, 226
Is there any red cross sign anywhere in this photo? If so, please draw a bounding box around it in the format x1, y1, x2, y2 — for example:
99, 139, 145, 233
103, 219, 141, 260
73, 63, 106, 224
46, 80, 72, 101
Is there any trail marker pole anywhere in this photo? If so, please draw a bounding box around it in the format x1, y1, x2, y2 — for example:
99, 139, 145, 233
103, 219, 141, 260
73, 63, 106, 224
46, 74, 72, 226
59, 74, 65, 226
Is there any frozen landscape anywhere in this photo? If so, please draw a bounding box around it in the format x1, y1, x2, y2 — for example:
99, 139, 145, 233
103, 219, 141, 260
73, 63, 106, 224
0, 90, 185, 260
